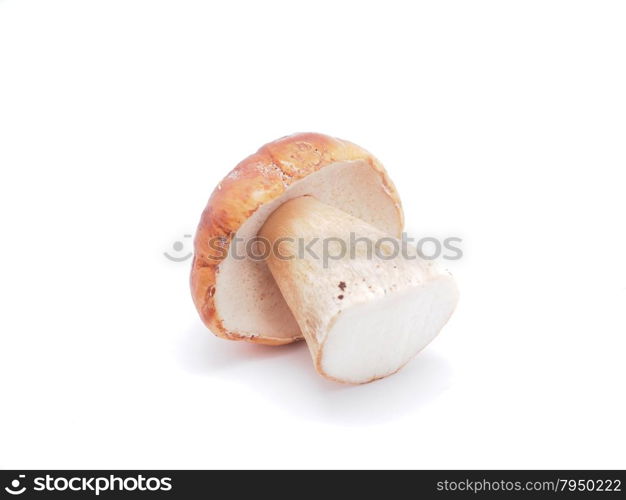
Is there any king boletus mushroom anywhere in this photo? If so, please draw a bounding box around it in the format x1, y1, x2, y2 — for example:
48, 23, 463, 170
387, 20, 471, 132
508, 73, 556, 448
191, 133, 458, 383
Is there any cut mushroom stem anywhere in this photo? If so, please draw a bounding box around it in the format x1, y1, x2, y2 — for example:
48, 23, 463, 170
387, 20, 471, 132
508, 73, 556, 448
259, 196, 459, 384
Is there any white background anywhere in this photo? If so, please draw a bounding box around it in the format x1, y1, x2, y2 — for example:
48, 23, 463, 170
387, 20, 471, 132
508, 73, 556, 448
1, 0, 625, 469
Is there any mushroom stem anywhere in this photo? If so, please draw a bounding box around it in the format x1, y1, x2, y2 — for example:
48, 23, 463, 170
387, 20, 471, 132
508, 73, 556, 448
259, 196, 458, 384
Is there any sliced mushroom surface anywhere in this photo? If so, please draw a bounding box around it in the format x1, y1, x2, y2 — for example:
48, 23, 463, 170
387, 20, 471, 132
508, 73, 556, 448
259, 196, 458, 383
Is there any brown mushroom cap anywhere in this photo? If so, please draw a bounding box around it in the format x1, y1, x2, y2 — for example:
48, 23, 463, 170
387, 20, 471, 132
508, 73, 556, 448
190, 133, 403, 345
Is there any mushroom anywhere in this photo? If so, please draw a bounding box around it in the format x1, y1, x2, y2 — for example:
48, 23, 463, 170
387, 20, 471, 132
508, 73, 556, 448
191, 133, 403, 345
191, 133, 458, 383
